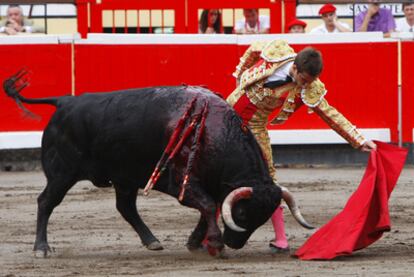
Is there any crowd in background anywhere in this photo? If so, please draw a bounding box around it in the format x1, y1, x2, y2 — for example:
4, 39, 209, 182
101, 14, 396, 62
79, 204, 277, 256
198, 1, 414, 37
1, 2, 413, 36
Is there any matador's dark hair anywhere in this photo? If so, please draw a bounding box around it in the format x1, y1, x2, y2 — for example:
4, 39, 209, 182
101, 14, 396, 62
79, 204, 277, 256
294, 47, 323, 78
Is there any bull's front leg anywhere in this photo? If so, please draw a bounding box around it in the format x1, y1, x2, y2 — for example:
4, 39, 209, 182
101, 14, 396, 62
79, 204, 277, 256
181, 186, 223, 256
186, 215, 207, 251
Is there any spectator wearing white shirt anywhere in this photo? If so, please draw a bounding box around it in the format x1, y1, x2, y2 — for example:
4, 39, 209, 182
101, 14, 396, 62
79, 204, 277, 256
234, 9, 270, 34
310, 3, 351, 34
396, 2, 414, 32
0, 5, 44, 35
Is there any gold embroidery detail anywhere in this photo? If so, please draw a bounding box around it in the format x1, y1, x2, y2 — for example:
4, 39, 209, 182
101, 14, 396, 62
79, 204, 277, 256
301, 79, 327, 107
312, 99, 366, 148
261, 40, 297, 62
270, 88, 300, 124
233, 40, 296, 91
232, 41, 268, 80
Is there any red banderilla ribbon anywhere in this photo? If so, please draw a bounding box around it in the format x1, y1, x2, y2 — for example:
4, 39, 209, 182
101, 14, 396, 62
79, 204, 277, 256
143, 97, 198, 195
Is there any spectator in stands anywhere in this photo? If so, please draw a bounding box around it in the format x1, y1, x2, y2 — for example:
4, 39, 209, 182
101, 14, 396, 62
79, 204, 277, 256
396, 2, 414, 32
354, 0, 396, 37
287, 18, 307, 33
310, 3, 351, 34
199, 9, 222, 34
234, 9, 270, 34
0, 5, 44, 35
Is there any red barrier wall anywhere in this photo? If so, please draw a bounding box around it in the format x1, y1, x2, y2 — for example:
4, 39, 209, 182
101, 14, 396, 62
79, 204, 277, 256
402, 41, 414, 143
1, 35, 411, 148
75, 44, 239, 96
0, 44, 72, 132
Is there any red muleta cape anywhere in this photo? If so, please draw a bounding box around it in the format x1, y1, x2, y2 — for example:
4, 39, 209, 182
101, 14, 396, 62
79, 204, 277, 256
295, 141, 408, 260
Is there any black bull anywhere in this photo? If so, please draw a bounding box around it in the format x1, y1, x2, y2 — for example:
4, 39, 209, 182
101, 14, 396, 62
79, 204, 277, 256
3, 71, 312, 257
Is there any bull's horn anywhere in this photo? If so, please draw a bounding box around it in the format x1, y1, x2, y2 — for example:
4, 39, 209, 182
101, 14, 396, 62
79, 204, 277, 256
221, 187, 253, 232
280, 186, 315, 229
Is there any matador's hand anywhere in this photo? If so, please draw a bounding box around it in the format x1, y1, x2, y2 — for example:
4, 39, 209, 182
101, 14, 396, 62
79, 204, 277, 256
360, 140, 377, 152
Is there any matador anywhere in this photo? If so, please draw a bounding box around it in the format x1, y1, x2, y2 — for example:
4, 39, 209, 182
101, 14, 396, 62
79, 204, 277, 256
226, 40, 377, 253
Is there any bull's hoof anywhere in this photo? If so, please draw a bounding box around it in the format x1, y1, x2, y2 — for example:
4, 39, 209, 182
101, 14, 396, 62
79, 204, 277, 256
33, 248, 54, 258
186, 241, 202, 252
33, 242, 54, 258
187, 244, 227, 258
146, 240, 163, 251
207, 245, 226, 257
187, 243, 206, 253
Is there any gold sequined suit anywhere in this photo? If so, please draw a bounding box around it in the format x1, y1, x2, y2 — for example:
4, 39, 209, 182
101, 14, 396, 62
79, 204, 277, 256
227, 40, 366, 180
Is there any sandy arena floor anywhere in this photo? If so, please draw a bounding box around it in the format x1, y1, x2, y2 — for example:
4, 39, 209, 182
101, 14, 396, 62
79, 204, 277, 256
0, 168, 413, 276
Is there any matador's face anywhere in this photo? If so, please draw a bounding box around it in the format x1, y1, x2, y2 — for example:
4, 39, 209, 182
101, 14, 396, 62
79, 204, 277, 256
291, 64, 318, 88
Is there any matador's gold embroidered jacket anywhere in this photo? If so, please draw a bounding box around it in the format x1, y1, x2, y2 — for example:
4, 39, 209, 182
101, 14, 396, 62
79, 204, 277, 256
226, 40, 366, 179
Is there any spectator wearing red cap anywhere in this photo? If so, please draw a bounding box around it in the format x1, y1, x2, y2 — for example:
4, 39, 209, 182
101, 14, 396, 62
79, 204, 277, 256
310, 3, 351, 34
287, 18, 307, 33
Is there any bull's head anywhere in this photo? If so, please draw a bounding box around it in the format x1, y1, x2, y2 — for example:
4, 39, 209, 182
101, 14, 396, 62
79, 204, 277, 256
221, 185, 314, 249
221, 185, 281, 249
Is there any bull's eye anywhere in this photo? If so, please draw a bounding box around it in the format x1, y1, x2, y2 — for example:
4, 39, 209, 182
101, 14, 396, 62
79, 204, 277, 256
233, 205, 248, 224
241, 123, 248, 133
235, 208, 245, 218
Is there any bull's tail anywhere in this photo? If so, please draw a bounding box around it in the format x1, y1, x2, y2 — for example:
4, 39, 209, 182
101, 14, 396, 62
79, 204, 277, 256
3, 69, 59, 115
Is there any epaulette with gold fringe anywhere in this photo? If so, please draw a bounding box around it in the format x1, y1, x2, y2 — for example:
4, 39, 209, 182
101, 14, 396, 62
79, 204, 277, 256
232, 41, 268, 79
300, 79, 327, 108
261, 40, 296, 62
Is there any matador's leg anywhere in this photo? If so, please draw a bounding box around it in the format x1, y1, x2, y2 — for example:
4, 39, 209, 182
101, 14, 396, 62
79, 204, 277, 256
250, 125, 289, 253
249, 125, 278, 182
